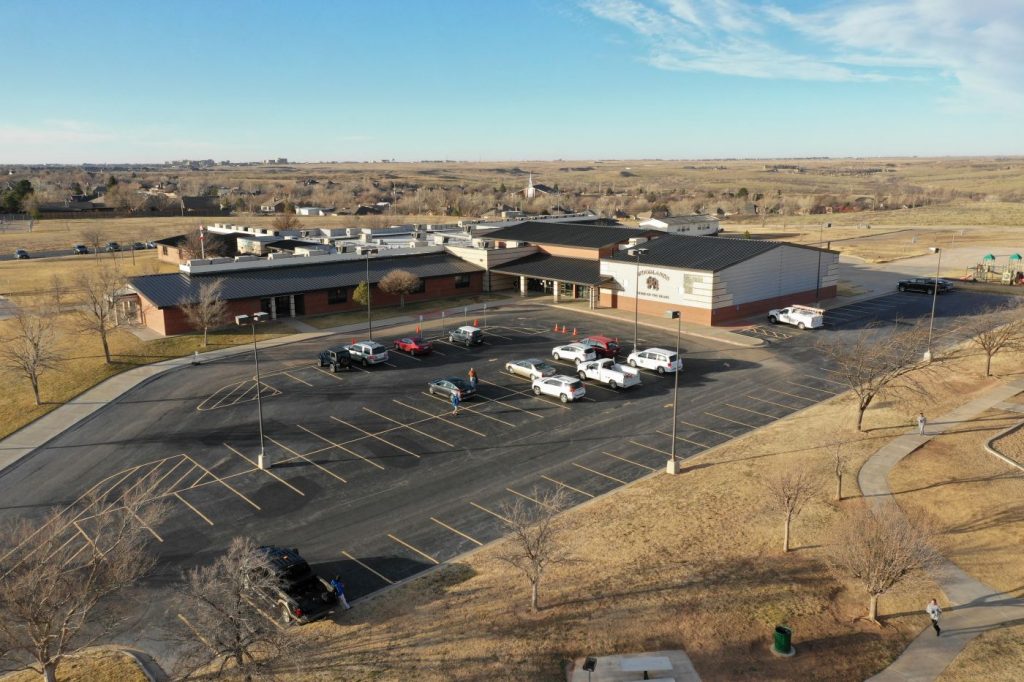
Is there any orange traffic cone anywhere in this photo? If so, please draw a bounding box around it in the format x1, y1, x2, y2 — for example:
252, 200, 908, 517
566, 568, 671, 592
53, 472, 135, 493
573, 328, 578, 336
351, 338, 356, 344
473, 319, 479, 326
553, 323, 558, 332
561, 325, 567, 334
416, 325, 421, 334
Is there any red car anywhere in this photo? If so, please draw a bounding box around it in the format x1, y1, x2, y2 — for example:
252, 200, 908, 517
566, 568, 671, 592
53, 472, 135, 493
393, 336, 433, 355
579, 335, 620, 359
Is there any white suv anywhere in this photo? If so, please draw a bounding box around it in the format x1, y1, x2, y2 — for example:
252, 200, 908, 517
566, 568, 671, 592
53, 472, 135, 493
532, 375, 587, 403
551, 343, 597, 365
626, 347, 682, 375
345, 341, 390, 366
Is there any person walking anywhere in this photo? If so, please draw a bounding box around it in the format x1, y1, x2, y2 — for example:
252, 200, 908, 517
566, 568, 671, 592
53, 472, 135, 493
917, 412, 927, 435
450, 389, 461, 415
468, 367, 478, 390
330, 575, 351, 610
926, 598, 941, 636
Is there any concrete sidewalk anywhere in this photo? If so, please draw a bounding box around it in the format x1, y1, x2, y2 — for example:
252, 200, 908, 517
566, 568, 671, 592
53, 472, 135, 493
860, 377, 1024, 682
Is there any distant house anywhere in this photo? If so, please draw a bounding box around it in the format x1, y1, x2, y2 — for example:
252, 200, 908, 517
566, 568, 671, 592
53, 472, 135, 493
639, 214, 721, 237
295, 206, 331, 217
353, 204, 383, 216
260, 199, 286, 214
181, 196, 230, 216
37, 200, 111, 214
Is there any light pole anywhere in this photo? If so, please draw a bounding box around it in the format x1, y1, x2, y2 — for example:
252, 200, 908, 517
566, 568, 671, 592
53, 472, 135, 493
665, 310, 682, 475
814, 221, 829, 305
924, 246, 942, 362
628, 247, 648, 352
362, 247, 378, 340
236, 312, 270, 469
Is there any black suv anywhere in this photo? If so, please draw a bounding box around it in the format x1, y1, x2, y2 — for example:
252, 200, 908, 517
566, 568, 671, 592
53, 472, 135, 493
448, 325, 483, 346
105, 241, 121, 252
897, 278, 953, 294
318, 346, 353, 372
251, 546, 337, 625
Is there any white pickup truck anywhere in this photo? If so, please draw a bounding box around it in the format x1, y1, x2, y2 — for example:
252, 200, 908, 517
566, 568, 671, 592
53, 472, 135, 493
576, 358, 641, 389
767, 304, 825, 330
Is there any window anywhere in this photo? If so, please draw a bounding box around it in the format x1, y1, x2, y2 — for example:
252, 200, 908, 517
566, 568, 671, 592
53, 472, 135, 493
327, 287, 347, 304
161, 245, 168, 255
454, 274, 471, 288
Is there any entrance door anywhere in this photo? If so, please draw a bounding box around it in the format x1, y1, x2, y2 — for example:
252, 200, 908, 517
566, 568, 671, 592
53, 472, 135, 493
274, 295, 291, 318
293, 294, 305, 316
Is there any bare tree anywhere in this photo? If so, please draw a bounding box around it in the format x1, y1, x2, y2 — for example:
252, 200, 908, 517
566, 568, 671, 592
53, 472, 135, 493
180, 226, 227, 261
764, 470, 816, 552
79, 227, 105, 261
48, 275, 67, 313
174, 537, 295, 681
271, 203, 299, 230
0, 476, 166, 682
962, 301, 1024, 376
377, 269, 422, 307
0, 303, 60, 406
830, 439, 848, 502
817, 321, 935, 431
73, 266, 125, 364
826, 503, 939, 623
179, 279, 229, 347
495, 488, 570, 611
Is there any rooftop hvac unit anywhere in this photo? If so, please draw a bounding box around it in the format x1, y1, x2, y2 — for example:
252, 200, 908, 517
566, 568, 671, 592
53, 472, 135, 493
234, 255, 258, 262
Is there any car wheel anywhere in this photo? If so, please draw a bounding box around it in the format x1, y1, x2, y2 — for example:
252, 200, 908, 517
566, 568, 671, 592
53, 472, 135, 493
429, 387, 435, 395
560, 393, 569, 403
553, 353, 561, 361
609, 380, 618, 389
331, 363, 339, 373
319, 360, 325, 367
628, 359, 637, 368
657, 366, 665, 375
362, 358, 368, 367
898, 285, 906, 292
768, 316, 778, 324
578, 371, 587, 380
533, 386, 542, 396
797, 322, 806, 330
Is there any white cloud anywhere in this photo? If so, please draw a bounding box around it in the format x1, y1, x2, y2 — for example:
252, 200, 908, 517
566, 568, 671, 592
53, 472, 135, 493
584, 0, 1024, 108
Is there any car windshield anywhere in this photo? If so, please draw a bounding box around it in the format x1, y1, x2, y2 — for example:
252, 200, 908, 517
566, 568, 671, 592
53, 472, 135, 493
537, 363, 554, 372
367, 343, 386, 353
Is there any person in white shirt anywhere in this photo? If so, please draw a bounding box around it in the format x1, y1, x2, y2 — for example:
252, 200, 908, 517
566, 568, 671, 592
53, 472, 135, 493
926, 598, 941, 636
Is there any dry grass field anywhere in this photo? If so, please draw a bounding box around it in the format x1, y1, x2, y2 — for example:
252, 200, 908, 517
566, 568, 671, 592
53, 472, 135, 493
0, 648, 149, 682
226, 346, 1024, 682
938, 623, 1024, 682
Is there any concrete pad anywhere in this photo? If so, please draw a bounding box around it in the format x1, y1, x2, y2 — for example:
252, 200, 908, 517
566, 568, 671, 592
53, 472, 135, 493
568, 650, 701, 682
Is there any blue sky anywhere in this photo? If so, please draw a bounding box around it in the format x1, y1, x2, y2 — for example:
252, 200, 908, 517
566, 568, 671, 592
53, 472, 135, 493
2, 0, 1021, 163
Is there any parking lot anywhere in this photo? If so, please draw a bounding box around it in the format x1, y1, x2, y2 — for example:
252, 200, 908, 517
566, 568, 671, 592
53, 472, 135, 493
0, 289, 1010, 611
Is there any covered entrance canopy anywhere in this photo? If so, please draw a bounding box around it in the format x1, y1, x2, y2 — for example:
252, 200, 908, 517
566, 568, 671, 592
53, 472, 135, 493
490, 253, 616, 307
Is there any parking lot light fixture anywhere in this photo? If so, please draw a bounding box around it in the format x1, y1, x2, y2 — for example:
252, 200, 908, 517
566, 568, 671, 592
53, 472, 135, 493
924, 246, 942, 362
665, 310, 682, 475
628, 247, 649, 353
236, 312, 271, 469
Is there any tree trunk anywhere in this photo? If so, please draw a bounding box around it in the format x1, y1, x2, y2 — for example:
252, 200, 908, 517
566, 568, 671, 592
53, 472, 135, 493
836, 472, 843, 502
985, 352, 992, 377
868, 593, 879, 622
399, 294, 405, 308
783, 511, 791, 552
100, 330, 111, 363
31, 375, 41, 406
43, 661, 57, 682
856, 405, 866, 431
203, 326, 209, 347
530, 580, 539, 612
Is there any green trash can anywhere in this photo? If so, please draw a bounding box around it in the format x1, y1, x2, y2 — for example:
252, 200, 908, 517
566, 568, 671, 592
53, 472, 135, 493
773, 625, 793, 654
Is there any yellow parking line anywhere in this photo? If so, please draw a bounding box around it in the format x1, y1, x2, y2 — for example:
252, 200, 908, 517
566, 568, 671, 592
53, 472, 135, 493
311, 365, 346, 381
209, 380, 247, 410
541, 475, 594, 498
394, 400, 487, 437
745, 394, 795, 411
283, 371, 313, 387
182, 454, 261, 510
362, 408, 453, 447
806, 373, 847, 386
430, 517, 483, 546
651, 433, 709, 449
786, 381, 838, 395
341, 550, 394, 584
764, 387, 817, 403
293, 426, 384, 472
705, 412, 756, 429
421, 392, 517, 427
164, 463, 201, 496
74, 521, 104, 557
603, 451, 656, 471
724, 403, 777, 420
506, 487, 560, 509
387, 533, 439, 565
470, 501, 511, 524
572, 462, 627, 485
223, 443, 305, 496
331, 416, 421, 459
680, 420, 734, 438
174, 492, 214, 526
478, 379, 553, 415
632, 439, 674, 456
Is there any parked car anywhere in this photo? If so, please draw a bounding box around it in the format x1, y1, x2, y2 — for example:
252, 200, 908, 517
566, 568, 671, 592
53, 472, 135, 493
250, 546, 337, 625
317, 346, 353, 372
505, 358, 557, 380
897, 278, 952, 294
578, 335, 621, 359
427, 377, 476, 399
104, 241, 121, 252
393, 336, 432, 355
145, 241, 157, 249
767, 304, 824, 330
131, 241, 147, 250
448, 325, 483, 346
626, 347, 683, 375
532, 375, 587, 403
577, 358, 641, 389
13, 248, 29, 259
72, 244, 89, 255
344, 341, 389, 366
551, 343, 597, 365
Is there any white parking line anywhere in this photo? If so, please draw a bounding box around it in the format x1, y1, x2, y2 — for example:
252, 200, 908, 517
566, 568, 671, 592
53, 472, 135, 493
763, 387, 817, 403
603, 451, 657, 471
572, 462, 627, 485
341, 550, 394, 584
705, 411, 757, 429
745, 394, 797, 411
540, 475, 594, 498
430, 517, 483, 546
723, 402, 778, 420
330, 416, 421, 459
785, 381, 838, 395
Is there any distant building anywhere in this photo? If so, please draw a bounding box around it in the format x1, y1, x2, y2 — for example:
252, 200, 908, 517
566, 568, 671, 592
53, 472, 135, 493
181, 196, 230, 216
260, 199, 286, 213
295, 206, 331, 216
639, 214, 721, 236
514, 174, 556, 199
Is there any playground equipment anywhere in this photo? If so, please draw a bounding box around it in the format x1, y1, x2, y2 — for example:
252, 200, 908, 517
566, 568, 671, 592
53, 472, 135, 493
963, 253, 1023, 285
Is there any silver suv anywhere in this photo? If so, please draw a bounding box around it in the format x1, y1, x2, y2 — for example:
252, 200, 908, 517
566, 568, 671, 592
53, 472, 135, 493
345, 341, 389, 366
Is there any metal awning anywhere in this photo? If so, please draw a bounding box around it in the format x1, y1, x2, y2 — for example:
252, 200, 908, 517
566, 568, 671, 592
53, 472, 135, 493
491, 253, 608, 286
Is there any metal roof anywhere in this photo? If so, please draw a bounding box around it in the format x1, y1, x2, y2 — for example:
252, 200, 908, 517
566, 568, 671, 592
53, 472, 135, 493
482, 221, 648, 249
490, 253, 606, 285
130, 253, 482, 308
645, 214, 719, 226
608, 234, 782, 272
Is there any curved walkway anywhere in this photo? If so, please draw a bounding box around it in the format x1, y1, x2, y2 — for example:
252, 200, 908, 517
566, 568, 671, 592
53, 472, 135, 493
860, 377, 1024, 681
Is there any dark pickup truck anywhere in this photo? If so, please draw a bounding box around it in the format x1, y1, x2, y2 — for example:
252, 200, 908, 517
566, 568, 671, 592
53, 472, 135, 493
253, 546, 337, 624
897, 278, 953, 294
